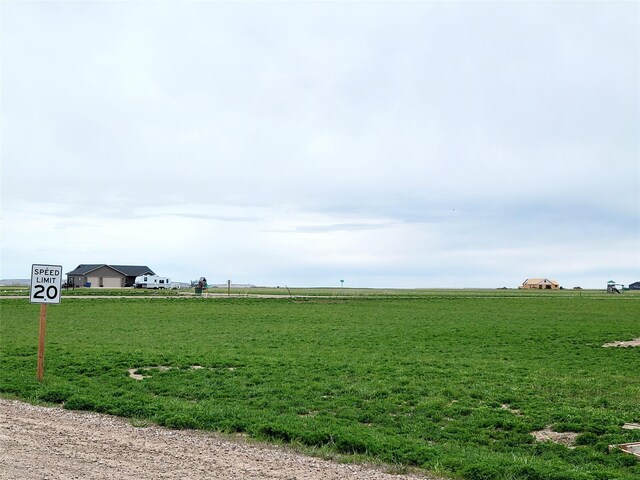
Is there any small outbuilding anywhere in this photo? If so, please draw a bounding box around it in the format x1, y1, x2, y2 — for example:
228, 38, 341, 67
629, 282, 640, 290
521, 278, 560, 290
66, 264, 155, 288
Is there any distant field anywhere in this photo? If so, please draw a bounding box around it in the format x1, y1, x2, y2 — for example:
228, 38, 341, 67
1, 293, 638, 480
3, 284, 638, 297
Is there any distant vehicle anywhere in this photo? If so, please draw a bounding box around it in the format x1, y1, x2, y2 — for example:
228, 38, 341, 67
134, 275, 170, 289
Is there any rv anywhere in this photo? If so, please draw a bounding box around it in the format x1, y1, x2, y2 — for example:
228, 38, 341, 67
134, 275, 170, 289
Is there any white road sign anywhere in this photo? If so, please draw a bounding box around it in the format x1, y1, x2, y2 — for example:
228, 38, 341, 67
30, 264, 63, 304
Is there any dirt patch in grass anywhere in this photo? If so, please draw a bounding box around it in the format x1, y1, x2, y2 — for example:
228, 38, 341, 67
128, 365, 226, 380
612, 443, 640, 458
127, 369, 148, 380
602, 338, 640, 347
500, 404, 522, 416
530, 427, 578, 447
622, 423, 640, 430
128, 366, 175, 380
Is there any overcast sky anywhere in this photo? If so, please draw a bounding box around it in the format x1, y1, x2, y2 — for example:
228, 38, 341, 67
1, 1, 638, 288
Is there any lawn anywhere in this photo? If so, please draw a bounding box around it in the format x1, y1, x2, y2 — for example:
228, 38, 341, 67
1, 292, 638, 480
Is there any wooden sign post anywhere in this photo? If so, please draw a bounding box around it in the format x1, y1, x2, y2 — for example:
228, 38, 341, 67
30, 264, 63, 382
37, 304, 48, 381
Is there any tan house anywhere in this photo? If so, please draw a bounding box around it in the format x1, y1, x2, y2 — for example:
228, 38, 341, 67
66, 264, 155, 288
521, 278, 560, 290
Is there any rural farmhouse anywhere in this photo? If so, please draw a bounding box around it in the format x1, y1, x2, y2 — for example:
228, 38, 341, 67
66, 264, 155, 288
521, 278, 560, 290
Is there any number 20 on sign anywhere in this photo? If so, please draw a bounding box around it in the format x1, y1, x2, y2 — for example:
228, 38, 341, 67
30, 264, 63, 381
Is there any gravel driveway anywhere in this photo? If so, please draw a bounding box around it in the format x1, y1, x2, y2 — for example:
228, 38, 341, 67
0, 399, 437, 480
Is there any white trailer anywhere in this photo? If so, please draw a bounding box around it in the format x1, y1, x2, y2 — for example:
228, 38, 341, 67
134, 275, 170, 289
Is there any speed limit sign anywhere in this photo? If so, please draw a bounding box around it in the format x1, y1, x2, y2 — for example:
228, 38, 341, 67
30, 264, 63, 304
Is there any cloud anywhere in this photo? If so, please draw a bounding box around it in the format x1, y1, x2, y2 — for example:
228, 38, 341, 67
1, 1, 638, 287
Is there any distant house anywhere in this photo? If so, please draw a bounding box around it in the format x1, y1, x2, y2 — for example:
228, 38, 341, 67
629, 282, 640, 290
66, 264, 155, 288
521, 278, 560, 290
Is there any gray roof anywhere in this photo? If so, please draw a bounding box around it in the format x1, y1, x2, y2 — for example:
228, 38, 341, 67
111, 265, 156, 276
66, 264, 155, 276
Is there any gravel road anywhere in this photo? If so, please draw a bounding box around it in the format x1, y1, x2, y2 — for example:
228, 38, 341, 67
0, 399, 437, 480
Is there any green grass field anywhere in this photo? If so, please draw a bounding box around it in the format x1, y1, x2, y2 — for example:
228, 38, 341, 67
1, 291, 638, 479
